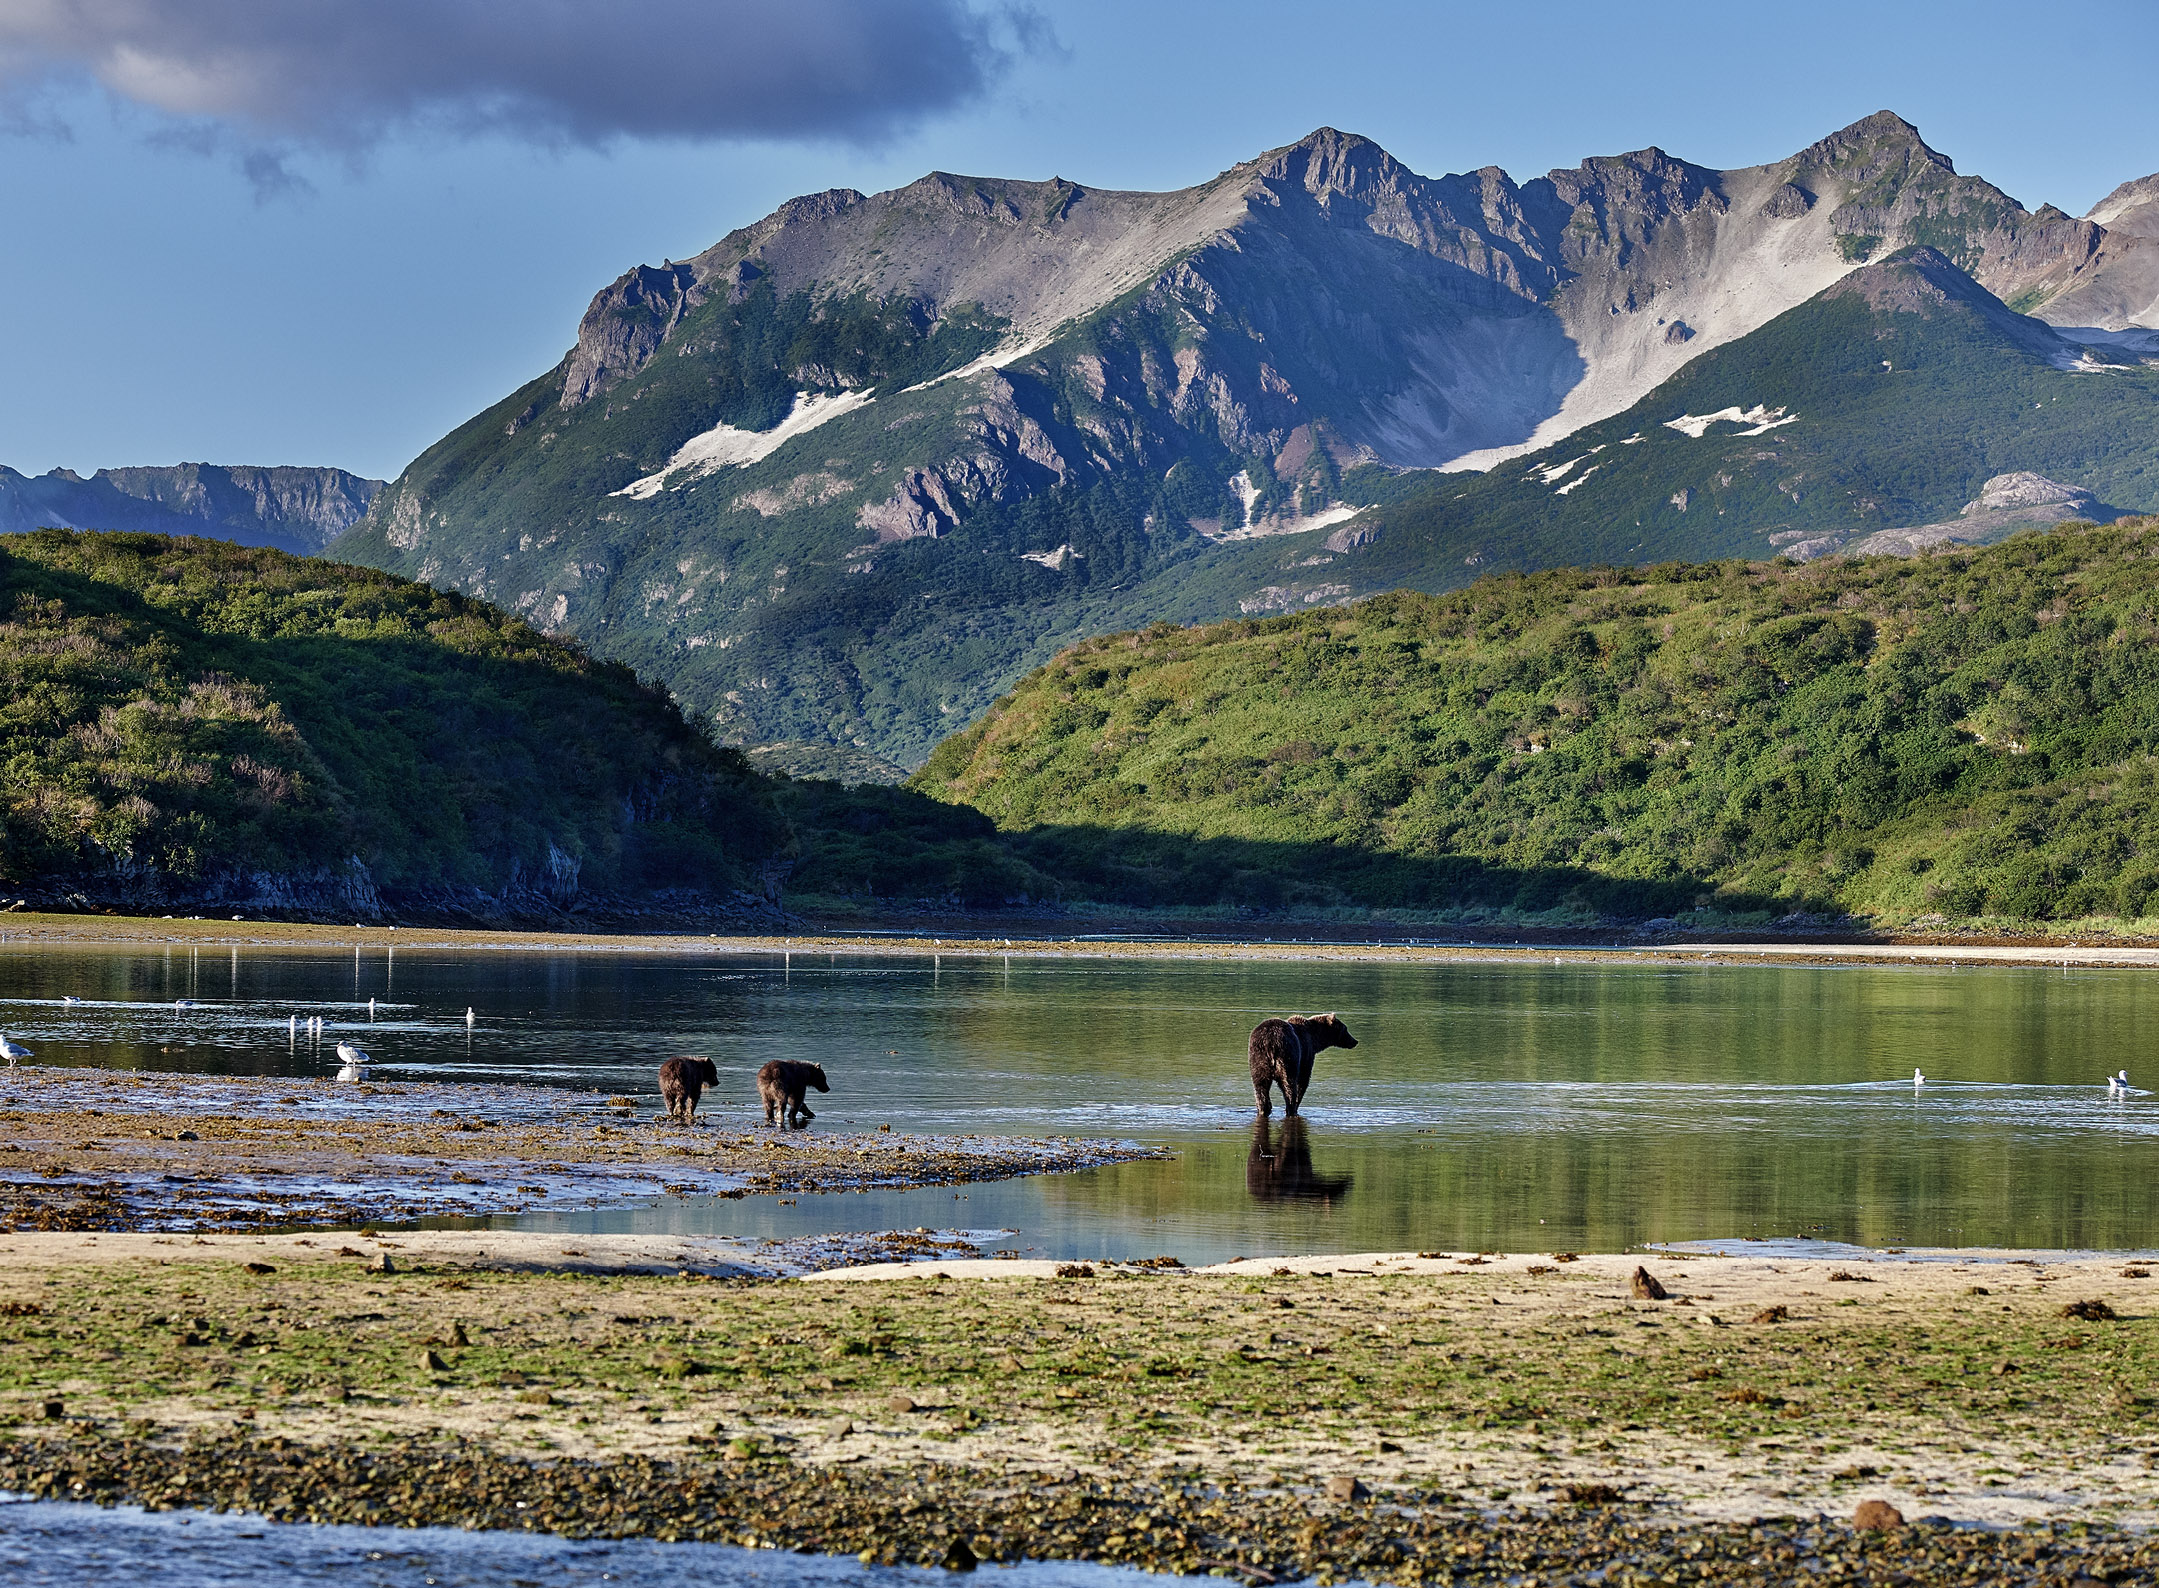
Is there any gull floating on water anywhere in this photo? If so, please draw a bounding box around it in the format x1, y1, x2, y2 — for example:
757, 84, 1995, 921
0, 1035, 32, 1067
2109, 1069, 2130, 1094
174, 999, 197, 1009
1913, 1068, 1927, 1086
334, 1040, 372, 1081
465, 1008, 474, 1026
61, 996, 80, 1005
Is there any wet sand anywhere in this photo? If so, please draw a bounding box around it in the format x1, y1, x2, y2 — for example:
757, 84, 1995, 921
0, 1066, 1157, 1235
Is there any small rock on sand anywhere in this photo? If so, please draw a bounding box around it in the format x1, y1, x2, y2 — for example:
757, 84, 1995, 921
1327, 1474, 1369, 1502
888, 1393, 917, 1413
1852, 1499, 1905, 1530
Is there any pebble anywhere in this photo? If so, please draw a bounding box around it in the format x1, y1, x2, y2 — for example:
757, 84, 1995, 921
4, 1432, 2153, 1585
1853, 1499, 1905, 1530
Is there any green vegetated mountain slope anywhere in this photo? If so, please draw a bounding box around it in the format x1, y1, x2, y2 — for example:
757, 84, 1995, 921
1310, 249, 2159, 593
0, 531, 785, 921
900, 517, 2159, 929
333, 114, 2159, 769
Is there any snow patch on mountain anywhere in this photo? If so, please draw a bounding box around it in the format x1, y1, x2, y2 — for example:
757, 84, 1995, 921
1664, 404, 1798, 438
613, 390, 875, 499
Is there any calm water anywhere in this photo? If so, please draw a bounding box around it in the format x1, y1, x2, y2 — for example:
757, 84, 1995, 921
0, 1497, 1189, 1588
4, 941, 2159, 1258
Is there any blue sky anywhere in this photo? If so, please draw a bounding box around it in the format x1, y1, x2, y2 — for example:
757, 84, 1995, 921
2, 0, 2154, 483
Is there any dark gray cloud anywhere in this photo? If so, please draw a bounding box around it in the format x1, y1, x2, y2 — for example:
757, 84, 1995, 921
0, 0, 1030, 151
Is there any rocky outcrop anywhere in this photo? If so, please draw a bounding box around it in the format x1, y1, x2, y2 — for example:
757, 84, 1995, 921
560, 262, 705, 407
1801, 472, 2127, 561
0, 464, 382, 555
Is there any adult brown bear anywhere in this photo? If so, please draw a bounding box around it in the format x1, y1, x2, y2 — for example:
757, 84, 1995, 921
1247, 1013, 1356, 1116
658, 1056, 719, 1124
758, 1059, 830, 1128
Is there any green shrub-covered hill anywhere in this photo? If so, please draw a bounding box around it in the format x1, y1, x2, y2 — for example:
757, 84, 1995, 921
903, 518, 2159, 930
0, 530, 786, 919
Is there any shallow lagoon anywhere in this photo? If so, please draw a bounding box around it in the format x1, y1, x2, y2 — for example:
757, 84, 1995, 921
3, 942, 2158, 1258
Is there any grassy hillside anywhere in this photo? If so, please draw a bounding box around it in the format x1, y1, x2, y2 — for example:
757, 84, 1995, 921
0, 531, 785, 919
903, 517, 2159, 930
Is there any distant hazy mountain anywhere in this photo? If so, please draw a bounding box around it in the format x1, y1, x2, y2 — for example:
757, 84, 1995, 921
331, 112, 2159, 766
0, 463, 384, 555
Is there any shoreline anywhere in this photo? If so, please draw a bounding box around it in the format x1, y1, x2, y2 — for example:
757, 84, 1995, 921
1, 1236, 2156, 1583
5, 907, 2159, 968
0, 1066, 1157, 1237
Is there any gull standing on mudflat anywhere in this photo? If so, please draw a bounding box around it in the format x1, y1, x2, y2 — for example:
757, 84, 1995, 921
335, 1041, 372, 1081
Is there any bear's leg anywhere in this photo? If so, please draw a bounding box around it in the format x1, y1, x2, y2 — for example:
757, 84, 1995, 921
1253, 1075, 1274, 1116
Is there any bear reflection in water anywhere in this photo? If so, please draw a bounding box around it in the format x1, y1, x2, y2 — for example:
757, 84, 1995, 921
1245, 1117, 1353, 1204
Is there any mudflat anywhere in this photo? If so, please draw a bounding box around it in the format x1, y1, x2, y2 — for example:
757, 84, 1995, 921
0, 1066, 1154, 1235
1, 1236, 2155, 1582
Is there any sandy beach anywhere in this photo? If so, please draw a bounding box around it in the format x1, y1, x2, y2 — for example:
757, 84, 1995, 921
0, 1230, 2155, 1582
5, 906, 2159, 968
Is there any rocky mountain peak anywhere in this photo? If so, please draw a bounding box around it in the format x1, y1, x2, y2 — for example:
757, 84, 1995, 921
2088, 174, 2159, 237
1258, 127, 1414, 202
1796, 110, 1950, 176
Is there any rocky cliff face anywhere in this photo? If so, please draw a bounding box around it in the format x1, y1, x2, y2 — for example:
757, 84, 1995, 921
332, 113, 2159, 766
0, 463, 384, 554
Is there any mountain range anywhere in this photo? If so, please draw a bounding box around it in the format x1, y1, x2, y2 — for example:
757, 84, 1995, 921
289, 112, 2158, 765
1, 463, 384, 555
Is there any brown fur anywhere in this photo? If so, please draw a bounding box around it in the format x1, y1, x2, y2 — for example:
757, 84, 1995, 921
658, 1056, 719, 1124
1247, 1012, 1356, 1116
758, 1059, 830, 1128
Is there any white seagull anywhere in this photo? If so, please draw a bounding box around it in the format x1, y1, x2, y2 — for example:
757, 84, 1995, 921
0, 1034, 32, 1067
2109, 1069, 2130, 1095
61, 996, 81, 1005
174, 999, 197, 1010
1912, 1068, 1927, 1087
334, 1041, 372, 1081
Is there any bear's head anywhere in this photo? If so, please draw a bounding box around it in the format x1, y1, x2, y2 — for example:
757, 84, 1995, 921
695, 1057, 719, 1086
1313, 1013, 1357, 1050
805, 1063, 831, 1092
